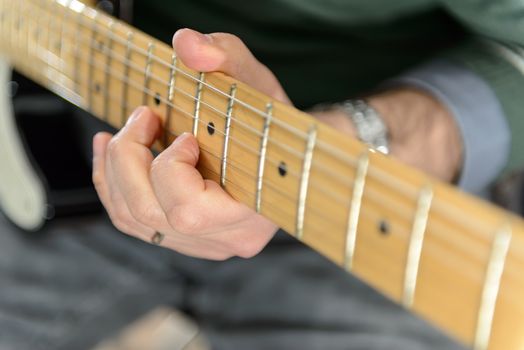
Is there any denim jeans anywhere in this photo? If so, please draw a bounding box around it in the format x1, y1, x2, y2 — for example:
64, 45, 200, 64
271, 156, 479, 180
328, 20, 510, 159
0, 213, 463, 350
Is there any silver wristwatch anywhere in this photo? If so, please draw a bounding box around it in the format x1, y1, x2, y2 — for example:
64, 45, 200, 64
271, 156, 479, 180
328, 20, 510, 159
339, 100, 389, 155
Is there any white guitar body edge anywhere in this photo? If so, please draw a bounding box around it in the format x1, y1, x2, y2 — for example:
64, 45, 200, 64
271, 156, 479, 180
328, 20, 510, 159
0, 57, 47, 231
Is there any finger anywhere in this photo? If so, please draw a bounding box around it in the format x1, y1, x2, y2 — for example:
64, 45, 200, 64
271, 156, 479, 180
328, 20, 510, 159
108, 107, 172, 233
172, 28, 290, 104
94, 131, 155, 240
106, 153, 156, 240
151, 132, 251, 235
92, 131, 114, 208
152, 132, 203, 202
151, 132, 209, 234
159, 234, 234, 261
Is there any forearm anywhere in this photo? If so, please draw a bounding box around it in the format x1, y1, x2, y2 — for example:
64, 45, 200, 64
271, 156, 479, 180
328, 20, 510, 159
312, 87, 463, 183
369, 88, 463, 182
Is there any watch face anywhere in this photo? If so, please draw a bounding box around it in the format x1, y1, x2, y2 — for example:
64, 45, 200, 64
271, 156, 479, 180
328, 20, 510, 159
343, 100, 389, 154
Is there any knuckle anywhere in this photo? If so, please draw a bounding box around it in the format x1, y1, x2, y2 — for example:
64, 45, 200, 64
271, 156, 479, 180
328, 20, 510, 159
107, 137, 124, 159
111, 205, 134, 229
129, 202, 160, 226
167, 206, 202, 235
222, 33, 243, 46
150, 156, 166, 179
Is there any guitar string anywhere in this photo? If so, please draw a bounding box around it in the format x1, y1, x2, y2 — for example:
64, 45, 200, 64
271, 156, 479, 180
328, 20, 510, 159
27, 0, 382, 209
12, 40, 524, 287
10, 43, 358, 234
61, 2, 524, 247
8, 1, 524, 332
9, 0, 524, 320
17, 0, 524, 246
13, 0, 511, 244
14, 3, 363, 201
12, 52, 524, 308
6, 2, 524, 258
9, 33, 499, 244
2, 11, 415, 224
14, 6, 516, 246
6, 9, 524, 274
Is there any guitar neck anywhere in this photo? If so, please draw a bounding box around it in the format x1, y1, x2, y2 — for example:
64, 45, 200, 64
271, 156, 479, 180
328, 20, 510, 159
3, 0, 524, 348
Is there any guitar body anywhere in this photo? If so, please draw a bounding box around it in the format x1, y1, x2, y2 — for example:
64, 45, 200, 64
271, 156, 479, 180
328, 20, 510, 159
0, 57, 48, 231
0, 0, 124, 231
0, 59, 107, 231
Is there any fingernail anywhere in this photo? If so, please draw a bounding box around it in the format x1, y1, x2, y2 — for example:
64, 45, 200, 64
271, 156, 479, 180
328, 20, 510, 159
193, 30, 213, 44
126, 106, 146, 125
174, 132, 191, 145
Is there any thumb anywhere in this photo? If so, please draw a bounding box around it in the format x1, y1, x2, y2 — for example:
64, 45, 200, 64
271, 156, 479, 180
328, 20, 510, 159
172, 28, 290, 104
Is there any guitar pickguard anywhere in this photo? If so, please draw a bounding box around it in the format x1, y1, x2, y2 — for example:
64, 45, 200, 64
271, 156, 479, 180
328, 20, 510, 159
0, 57, 47, 231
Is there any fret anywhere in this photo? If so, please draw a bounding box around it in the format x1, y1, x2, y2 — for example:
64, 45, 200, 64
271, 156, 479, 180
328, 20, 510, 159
193, 72, 205, 137
23, 1, 34, 72
87, 11, 99, 112
72, 2, 83, 95
255, 103, 273, 213
16, 0, 24, 57
10, 0, 19, 52
344, 151, 369, 271
474, 226, 512, 350
50, 0, 59, 57
16, 0, 24, 56
143, 42, 154, 105
296, 125, 317, 240
38, 0, 51, 81
45, 0, 54, 53
3, 0, 10, 51
48, 0, 62, 84
68, 0, 87, 13
220, 84, 237, 188
22, 0, 30, 57
402, 185, 433, 308
0, 0, 7, 51
58, 1, 71, 65
163, 54, 177, 146
121, 31, 134, 125
9, 0, 15, 52
44, 0, 56, 83
103, 21, 115, 122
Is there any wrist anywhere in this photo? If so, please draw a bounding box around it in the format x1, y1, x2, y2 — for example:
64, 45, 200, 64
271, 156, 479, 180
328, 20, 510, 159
368, 88, 463, 182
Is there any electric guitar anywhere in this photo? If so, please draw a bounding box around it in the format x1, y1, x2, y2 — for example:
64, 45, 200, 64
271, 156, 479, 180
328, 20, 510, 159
1, 1, 524, 348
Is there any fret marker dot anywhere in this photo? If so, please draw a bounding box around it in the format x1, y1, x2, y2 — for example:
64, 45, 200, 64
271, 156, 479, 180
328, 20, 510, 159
207, 122, 215, 135
378, 220, 390, 235
94, 83, 101, 94
154, 93, 161, 106
97, 40, 104, 51
278, 161, 287, 177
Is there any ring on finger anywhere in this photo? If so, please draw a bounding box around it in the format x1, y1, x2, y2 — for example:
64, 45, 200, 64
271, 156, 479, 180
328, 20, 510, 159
151, 232, 165, 245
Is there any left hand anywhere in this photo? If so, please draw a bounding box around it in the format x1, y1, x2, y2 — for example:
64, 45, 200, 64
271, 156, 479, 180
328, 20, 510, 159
92, 29, 290, 260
